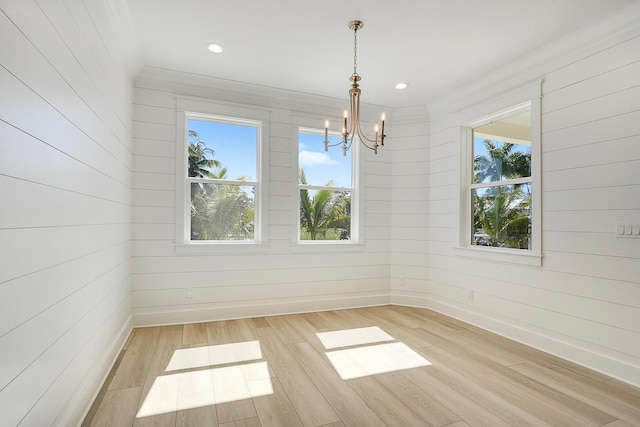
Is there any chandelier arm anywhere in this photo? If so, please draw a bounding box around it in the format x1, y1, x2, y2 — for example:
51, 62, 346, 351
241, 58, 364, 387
354, 90, 379, 145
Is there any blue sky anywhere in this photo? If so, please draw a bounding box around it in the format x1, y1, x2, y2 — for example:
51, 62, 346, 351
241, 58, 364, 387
298, 131, 352, 188
188, 119, 257, 180
188, 119, 352, 188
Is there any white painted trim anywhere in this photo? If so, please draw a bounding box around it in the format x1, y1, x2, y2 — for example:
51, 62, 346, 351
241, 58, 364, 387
390, 294, 640, 388
456, 85, 542, 265
132, 294, 391, 327
57, 316, 133, 427
174, 98, 271, 249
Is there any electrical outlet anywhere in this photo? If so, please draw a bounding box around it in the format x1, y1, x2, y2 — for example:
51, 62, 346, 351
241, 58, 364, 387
468, 290, 474, 301
400, 276, 406, 286
186, 288, 194, 299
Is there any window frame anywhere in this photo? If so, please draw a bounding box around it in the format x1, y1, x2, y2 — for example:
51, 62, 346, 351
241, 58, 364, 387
294, 125, 363, 246
457, 98, 542, 266
175, 100, 269, 253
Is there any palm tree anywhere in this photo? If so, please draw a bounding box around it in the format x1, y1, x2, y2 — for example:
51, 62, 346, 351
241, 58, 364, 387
473, 140, 530, 183
475, 185, 531, 248
299, 168, 350, 240
188, 130, 251, 240
473, 139, 531, 249
188, 130, 222, 178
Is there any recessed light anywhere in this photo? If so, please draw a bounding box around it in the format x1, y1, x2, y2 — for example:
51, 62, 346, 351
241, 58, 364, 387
395, 82, 409, 90
207, 43, 224, 53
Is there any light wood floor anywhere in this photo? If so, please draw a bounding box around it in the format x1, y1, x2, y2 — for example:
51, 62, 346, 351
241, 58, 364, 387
83, 306, 640, 426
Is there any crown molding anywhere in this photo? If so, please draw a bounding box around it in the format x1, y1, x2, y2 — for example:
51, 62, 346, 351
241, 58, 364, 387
135, 67, 391, 121
426, 1, 640, 121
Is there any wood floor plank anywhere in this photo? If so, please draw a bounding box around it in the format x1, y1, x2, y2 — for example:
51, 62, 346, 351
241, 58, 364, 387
348, 375, 432, 426
398, 367, 513, 427
441, 334, 618, 425
279, 313, 332, 354
354, 307, 435, 349
81, 350, 127, 427
373, 370, 461, 426
176, 405, 218, 427
602, 420, 637, 427
255, 326, 341, 426
219, 417, 260, 427
206, 320, 234, 345
133, 411, 176, 427
394, 306, 465, 331
604, 378, 640, 408
246, 316, 270, 329
216, 399, 257, 424
289, 341, 387, 426
183, 322, 208, 346
316, 308, 373, 329
446, 329, 526, 367
252, 377, 303, 427
452, 322, 612, 384
89, 387, 142, 427
425, 329, 616, 425
415, 347, 552, 426
84, 306, 640, 427
425, 345, 596, 426
226, 318, 259, 342
512, 362, 640, 425
299, 311, 342, 331
265, 314, 307, 344
109, 327, 160, 390
140, 325, 183, 398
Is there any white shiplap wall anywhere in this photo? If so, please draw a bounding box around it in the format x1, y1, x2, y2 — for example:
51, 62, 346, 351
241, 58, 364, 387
131, 70, 392, 326
0, 1, 138, 425
391, 12, 640, 386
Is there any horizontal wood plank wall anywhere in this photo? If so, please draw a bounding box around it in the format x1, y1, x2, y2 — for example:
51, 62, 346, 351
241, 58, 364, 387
131, 73, 392, 326
0, 1, 137, 425
391, 12, 640, 386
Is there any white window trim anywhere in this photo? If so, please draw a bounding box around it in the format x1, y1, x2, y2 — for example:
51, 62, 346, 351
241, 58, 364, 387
456, 95, 542, 267
174, 99, 270, 254
291, 125, 365, 251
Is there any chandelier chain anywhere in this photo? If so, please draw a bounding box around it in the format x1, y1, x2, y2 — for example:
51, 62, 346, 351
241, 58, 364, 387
353, 29, 358, 76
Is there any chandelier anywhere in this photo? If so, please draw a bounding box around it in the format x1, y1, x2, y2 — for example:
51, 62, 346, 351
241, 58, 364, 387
324, 20, 386, 156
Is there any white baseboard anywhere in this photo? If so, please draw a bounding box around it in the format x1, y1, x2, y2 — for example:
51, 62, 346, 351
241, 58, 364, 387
391, 293, 640, 388
58, 315, 133, 427
133, 293, 391, 327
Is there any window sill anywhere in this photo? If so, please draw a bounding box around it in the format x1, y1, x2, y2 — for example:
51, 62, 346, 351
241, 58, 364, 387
454, 245, 542, 267
289, 241, 366, 254
175, 242, 270, 255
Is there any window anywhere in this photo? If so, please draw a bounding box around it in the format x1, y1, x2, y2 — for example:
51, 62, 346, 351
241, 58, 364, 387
459, 99, 541, 265
298, 128, 355, 241
182, 114, 261, 243
471, 109, 532, 249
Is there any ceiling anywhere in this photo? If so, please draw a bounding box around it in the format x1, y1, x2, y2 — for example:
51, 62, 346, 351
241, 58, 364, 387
124, 0, 635, 109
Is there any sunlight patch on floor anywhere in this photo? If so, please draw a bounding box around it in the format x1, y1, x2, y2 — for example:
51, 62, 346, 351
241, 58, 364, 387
325, 342, 431, 380
136, 340, 272, 418
316, 326, 431, 380
166, 340, 262, 371
316, 326, 394, 349
137, 361, 272, 417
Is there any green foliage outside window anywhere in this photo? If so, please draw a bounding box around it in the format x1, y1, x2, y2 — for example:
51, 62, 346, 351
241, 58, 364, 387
188, 130, 254, 241
473, 139, 531, 249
